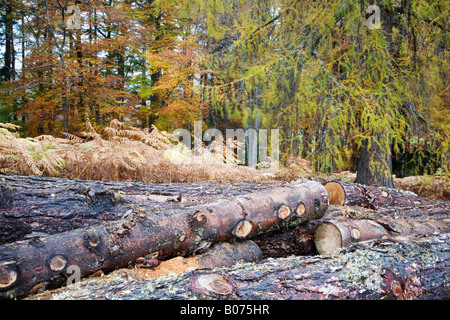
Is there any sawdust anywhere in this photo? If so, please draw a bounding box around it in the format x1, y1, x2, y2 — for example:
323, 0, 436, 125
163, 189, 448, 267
127, 256, 199, 280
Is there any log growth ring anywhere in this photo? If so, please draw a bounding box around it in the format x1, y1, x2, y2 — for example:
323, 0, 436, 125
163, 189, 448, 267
324, 182, 345, 205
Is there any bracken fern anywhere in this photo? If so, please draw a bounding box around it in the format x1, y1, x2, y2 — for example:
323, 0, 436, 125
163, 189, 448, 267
0, 120, 261, 183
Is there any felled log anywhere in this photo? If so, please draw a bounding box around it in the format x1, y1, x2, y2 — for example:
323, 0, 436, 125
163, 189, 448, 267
0, 173, 281, 244
24, 240, 262, 298
0, 180, 328, 299
250, 205, 368, 257
324, 180, 438, 208
314, 203, 450, 255
253, 200, 450, 257
28, 233, 450, 300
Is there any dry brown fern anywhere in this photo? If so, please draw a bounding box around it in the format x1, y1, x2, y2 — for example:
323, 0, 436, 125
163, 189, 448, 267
0, 119, 263, 183
0, 124, 65, 175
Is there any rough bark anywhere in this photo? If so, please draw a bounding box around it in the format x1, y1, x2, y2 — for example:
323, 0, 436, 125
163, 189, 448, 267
324, 180, 439, 208
314, 216, 450, 255
3, 3, 15, 82
250, 205, 357, 258
355, 132, 395, 188
0, 173, 282, 244
0, 179, 328, 299
27, 233, 450, 300
251, 222, 319, 258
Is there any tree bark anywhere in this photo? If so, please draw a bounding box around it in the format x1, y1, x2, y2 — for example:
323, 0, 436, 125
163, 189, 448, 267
122, 240, 262, 281
251, 221, 320, 258
27, 233, 450, 300
314, 215, 450, 255
3, 3, 15, 82
0, 179, 328, 299
324, 180, 439, 208
314, 197, 450, 255
355, 132, 395, 188
254, 202, 450, 257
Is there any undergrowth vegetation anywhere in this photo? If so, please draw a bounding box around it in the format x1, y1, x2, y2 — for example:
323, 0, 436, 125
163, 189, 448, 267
0, 120, 266, 183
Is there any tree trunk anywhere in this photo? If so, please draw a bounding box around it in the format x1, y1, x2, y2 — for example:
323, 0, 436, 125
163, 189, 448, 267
3, 3, 15, 82
121, 240, 262, 281
324, 180, 439, 208
314, 214, 450, 255
254, 201, 450, 257
355, 132, 395, 188
148, 13, 162, 128
27, 233, 450, 300
0, 179, 328, 298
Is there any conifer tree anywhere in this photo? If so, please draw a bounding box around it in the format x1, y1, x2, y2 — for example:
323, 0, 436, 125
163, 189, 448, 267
204, 0, 448, 186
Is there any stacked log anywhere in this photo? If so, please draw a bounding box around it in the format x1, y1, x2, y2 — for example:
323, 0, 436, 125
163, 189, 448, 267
1, 175, 449, 300
0, 174, 282, 244
324, 180, 437, 208
316, 181, 450, 255
0, 177, 328, 299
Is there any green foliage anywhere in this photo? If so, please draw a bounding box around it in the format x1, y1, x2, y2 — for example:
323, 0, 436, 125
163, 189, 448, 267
0, 0, 447, 179
205, 0, 448, 177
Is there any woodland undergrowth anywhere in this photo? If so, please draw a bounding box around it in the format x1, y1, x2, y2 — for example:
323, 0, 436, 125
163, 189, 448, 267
0, 120, 269, 183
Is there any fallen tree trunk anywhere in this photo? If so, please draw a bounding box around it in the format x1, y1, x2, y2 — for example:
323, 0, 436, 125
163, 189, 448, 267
324, 181, 440, 208
0, 180, 328, 299
253, 200, 450, 257
0, 173, 281, 244
314, 203, 450, 255
26, 240, 262, 297
27, 233, 450, 300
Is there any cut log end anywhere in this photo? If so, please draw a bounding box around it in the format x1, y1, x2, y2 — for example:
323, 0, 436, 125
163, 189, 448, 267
0, 261, 19, 289
49, 255, 68, 272
296, 202, 306, 216
324, 182, 345, 205
314, 222, 342, 255
350, 228, 361, 240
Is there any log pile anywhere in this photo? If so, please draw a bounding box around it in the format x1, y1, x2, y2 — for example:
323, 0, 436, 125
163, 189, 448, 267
0, 174, 448, 300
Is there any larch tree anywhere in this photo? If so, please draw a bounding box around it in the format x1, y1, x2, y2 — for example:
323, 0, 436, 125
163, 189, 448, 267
204, 0, 448, 186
